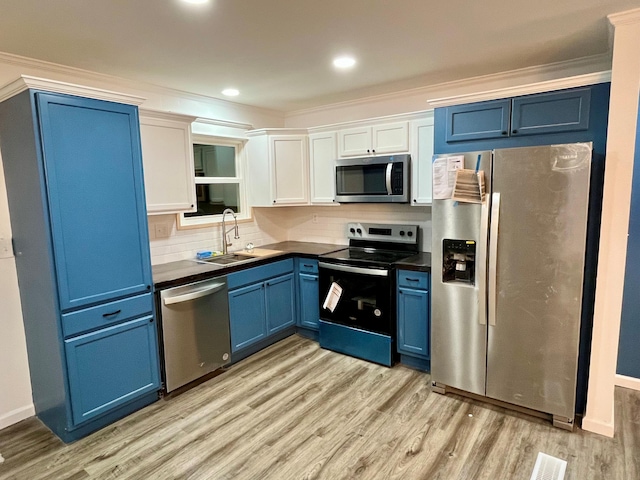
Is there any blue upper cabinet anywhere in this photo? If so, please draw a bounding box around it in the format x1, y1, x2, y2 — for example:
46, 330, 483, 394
445, 99, 511, 142
36, 93, 152, 311
511, 88, 590, 137
434, 83, 610, 155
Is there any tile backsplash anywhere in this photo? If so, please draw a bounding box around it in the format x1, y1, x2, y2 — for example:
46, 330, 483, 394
148, 204, 431, 265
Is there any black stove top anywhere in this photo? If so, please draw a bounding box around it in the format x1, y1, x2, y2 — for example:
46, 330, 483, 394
319, 247, 416, 267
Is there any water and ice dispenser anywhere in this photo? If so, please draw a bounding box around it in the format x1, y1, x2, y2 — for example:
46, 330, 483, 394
442, 239, 476, 285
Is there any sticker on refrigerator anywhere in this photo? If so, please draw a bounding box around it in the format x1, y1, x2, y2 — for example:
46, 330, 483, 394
322, 282, 343, 312
433, 155, 464, 199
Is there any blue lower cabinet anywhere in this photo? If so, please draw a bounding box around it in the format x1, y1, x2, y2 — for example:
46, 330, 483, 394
266, 273, 296, 334
298, 273, 320, 330
397, 287, 429, 358
229, 283, 268, 352
64, 316, 160, 426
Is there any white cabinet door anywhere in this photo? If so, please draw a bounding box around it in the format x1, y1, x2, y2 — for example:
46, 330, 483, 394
410, 117, 434, 205
270, 135, 309, 205
309, 132, 337, 204
337, 126, 372, 157
139, 114, 196, 214
373, 122, 409, 154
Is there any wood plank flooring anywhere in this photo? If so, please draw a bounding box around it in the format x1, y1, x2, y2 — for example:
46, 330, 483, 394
0, 335, 638, 480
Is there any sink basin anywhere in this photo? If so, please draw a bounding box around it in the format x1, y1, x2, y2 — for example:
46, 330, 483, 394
192, 253, 255, 265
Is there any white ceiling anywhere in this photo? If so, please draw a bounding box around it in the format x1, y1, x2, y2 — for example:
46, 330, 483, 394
0, 0, 639, 112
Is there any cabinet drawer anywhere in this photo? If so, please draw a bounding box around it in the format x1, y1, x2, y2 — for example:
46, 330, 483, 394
397, 270, 429, 290
227, 258, 294, 290
298, 258, 318, 274
62, 293, 153, 338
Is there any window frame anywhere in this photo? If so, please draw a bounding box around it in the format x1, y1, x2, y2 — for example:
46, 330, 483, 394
177, 135, 249, 229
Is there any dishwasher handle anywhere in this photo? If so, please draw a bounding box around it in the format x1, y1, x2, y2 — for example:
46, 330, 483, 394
163, 282, 226, 305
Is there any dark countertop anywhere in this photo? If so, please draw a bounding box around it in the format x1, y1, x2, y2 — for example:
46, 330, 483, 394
153, 241, 346, 289
394, 252, 432, 272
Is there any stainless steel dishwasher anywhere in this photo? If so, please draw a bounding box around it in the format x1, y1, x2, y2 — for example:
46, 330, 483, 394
160, 276, 231, 393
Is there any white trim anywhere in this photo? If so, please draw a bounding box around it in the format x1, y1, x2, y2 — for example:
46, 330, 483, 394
581, 416, 615, 438
307, 110, 432, 133
246, 128, 309, 137
0, 404, 35, 430
608, 8, 640, 27
139, 109, 197, 123
0, 75, 146, 104
615, 374, 640, 391
194, 117, 253, 131
427, 72, 611, 108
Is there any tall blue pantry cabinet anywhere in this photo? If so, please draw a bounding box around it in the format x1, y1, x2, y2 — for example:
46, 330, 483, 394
0, 85, 160, 442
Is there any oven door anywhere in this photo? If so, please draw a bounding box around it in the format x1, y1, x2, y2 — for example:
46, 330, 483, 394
318, 262, 392, 336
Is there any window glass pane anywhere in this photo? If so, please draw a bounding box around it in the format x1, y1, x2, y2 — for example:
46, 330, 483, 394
194, 144, 236, 177
185, 184, 241, 217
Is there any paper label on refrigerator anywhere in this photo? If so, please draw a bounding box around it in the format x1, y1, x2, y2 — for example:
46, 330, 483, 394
322, 282, 343, 312
433, 156, 464, 199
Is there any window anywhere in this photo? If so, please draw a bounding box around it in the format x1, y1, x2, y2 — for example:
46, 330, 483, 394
178, 136, 248, 228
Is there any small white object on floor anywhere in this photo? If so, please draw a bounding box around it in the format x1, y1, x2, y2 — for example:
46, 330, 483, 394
530, 452, 567, 480
0, 453, 5, 463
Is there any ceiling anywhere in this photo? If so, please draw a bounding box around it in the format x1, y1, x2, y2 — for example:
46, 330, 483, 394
0, 0, 639, 112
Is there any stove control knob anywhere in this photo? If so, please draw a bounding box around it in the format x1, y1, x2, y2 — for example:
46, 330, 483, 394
349, 227, 356, 234
407, 231, 414, 237
399, 230, 405, 236
356, 228, 362, 234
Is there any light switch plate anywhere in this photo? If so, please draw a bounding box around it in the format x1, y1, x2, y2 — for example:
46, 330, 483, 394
0, 236, 13, 259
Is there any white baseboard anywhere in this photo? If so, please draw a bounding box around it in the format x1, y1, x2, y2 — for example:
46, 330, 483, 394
581, 416, 615, 437
0, 404, 35, 431
615, 374, 640, 391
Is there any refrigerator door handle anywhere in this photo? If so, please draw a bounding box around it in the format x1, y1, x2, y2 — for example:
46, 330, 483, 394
477, 198, 490, 325
488, 192, 500, 326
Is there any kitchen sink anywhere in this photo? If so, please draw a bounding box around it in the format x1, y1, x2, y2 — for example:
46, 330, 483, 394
193, 253, 255, 265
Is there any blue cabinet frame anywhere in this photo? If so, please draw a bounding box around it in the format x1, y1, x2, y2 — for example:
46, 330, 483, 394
396, 270, 430, 369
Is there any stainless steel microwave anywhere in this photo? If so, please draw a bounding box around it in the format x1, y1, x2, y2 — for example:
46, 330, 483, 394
335, 154, 410, 203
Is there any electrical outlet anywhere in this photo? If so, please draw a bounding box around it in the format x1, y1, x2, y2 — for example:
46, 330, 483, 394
312, 214, 318, 224
155, 223, 170, 238
0, 236, 12, 259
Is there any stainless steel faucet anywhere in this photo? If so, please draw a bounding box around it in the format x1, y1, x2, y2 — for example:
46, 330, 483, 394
221, 208, 240, 254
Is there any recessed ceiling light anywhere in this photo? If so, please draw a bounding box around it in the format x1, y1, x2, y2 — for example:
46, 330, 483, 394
182, 0, 209, 4
333, 56, 356, 69
222, 88, 239, 97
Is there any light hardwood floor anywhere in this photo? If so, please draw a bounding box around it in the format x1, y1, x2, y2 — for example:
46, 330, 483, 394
0, 335, 638, 480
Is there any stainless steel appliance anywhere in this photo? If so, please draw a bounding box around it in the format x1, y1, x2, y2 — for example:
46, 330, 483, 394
431, 143, 593, 429
160, 277, 231, 392
318, 222, 419, 365
335, 154, 410, 203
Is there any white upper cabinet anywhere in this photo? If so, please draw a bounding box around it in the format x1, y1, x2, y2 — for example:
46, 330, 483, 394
139, 111, 197, 215
337, 121, 409, 157
410, 116, 435, 206
246, 130, 309, 206
308, 132, 337, 204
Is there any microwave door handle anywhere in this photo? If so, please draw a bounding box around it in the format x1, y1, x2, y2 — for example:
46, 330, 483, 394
385, 163, 393, 195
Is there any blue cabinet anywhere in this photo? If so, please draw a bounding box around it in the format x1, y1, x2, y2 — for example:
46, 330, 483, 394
445, 99, 511, 142
0, 89, 158, 442
228, 259, 295, 354
65, 316, 159, 425
435, 83, 609, 155
396, 270, 430, 369
229, 283, 267, 351
296, 258, 320, 331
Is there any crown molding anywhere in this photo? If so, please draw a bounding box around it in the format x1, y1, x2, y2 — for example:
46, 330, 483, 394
194, 117, 253, 131
307, 109, 432, 133
608, 8, 640, 27
139, 109, 197, 123
0, 51, 283, 117
246, 127, 309, 137
0, 75, 146, 104
427, 71, 611, 108
286, 53, 612, 119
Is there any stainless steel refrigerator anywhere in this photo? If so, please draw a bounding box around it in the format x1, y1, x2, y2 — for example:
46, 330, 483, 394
431, 143, 592, 430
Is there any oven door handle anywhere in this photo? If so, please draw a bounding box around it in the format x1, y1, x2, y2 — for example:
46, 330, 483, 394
319, 262, 388, 277
385, 163, 393, 195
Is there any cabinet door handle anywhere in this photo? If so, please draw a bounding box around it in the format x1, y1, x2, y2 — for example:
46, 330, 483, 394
102, 309, 122, 318
405, 277, 420, 282
303, 264, 314, 268
512, 129, 518, 134
501, 131, 507, 135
